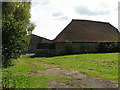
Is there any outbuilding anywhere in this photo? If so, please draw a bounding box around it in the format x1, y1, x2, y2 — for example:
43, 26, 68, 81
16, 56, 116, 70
26, 34, 52, 55
53, 19, 120, 55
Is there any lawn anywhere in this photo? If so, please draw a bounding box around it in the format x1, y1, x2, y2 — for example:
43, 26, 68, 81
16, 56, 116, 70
39, 53, 118, 81
2, 57, 69, 88
2, 53, 119, 88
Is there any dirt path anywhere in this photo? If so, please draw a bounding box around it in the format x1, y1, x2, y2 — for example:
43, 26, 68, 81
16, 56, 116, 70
28, 62, 118, 88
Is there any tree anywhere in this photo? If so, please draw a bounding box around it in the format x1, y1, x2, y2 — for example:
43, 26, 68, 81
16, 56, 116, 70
2, 2, 35, 67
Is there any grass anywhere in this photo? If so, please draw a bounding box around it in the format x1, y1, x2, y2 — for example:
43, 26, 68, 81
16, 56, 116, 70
3, 74, 69, 88
3, 56, 69, 88
38, 53, 118, 81
2, 53, 119, 88
3, 57, 50, 75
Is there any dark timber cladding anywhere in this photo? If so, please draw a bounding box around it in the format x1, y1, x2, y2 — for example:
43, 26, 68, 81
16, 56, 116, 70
53, 19, 120, 55
27, 34, 52, 53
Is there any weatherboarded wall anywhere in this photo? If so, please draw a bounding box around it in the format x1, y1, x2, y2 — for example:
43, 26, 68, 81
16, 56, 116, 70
35, 43, 55, 57
54, 42, 99, 55
27, 35, 52, 53
54, 42, 120, 56
35, 49, 55, 57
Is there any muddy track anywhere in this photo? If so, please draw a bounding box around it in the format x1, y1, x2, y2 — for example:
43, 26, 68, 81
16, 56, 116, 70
28, 62, 118, 88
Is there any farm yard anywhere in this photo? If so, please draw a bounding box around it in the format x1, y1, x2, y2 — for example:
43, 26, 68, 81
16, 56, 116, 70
2, 53, 119, 88
2, 1, 120, 89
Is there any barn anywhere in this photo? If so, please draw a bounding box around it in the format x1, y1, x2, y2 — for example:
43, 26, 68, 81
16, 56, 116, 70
26, 34, 52, 55
53, 19, 120, 56
26, 19, 120, 57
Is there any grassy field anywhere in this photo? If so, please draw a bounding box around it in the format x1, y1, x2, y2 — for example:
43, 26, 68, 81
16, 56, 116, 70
2, 57, 69, 88
2, 53, 118, 88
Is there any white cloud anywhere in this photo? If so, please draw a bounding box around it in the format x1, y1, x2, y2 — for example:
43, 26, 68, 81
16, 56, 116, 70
52, 12, 63, 17
74, 6, 110, 16
30, 0, 119, 40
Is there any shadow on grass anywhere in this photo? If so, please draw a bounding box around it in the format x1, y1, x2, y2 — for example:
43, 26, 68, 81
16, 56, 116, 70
29, 51, 119, 58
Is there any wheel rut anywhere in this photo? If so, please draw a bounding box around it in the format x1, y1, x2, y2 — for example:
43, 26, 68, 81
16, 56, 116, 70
28, 62, 118, 88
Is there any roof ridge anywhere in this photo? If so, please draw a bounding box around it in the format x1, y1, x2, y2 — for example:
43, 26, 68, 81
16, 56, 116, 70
54, 19, 119, 42
32, 34, 51, 41
72, 19, 109, 24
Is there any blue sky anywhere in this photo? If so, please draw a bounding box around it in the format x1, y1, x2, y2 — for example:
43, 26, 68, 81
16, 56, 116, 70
30, 0, 119, 40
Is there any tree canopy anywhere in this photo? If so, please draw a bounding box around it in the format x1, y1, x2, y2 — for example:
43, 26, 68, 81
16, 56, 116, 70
2, 2, 35, 67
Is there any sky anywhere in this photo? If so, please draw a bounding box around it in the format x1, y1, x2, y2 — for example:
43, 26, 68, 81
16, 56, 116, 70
30, 0, 119, 40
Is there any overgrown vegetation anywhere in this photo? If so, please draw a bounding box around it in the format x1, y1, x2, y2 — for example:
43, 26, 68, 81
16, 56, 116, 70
2, 2, 35, 67
2, 53, 118, 88
98, 42, 120, 53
